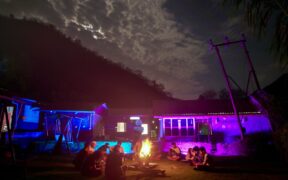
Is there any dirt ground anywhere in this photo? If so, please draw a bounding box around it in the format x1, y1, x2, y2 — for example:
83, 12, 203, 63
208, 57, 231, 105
1, 154, 288, 180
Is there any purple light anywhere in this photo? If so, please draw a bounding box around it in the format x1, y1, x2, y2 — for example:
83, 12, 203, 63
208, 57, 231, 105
94, 103, 108, 115
156, 114, 272, 156
162, 141, 247, 156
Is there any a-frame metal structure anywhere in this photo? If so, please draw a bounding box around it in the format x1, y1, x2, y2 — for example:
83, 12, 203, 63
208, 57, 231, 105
209, 34, 261, 140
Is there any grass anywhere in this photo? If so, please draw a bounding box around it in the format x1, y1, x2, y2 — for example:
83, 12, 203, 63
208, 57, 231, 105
2, 154, 288, 180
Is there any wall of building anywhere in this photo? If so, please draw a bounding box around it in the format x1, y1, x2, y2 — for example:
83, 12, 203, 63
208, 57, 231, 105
157, 114, 272, 156
104, 114, 159, 141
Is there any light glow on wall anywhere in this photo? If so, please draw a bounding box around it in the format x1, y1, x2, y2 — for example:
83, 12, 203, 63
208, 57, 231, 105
23, 105, 40, 123
94, 141, 132, 154
156, 114, 272, 156
162, 141, 246, 156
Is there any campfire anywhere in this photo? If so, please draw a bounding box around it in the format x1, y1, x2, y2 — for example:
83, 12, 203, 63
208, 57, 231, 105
127, 138, 165, 176
139, 139, 152, 161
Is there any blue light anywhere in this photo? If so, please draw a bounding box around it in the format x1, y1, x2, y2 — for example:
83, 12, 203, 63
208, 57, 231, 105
94, 141, 133, 154
16, 97, 37, 103
23, 105, 40, 123
13, 132, 44, 138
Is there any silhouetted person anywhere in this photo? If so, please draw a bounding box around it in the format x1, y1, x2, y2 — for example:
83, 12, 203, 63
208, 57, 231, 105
52, 134, 64, 155
194, 146, 212, 171
105, 145, 126, 180
110, 141, 124, 154
73, 141, 96, 170
81, 150, 104, 177
98, 143, 110, 153
97, 143, 110, 161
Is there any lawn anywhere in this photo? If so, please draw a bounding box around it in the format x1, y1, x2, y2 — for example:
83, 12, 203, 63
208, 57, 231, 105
18, 154, 288, 180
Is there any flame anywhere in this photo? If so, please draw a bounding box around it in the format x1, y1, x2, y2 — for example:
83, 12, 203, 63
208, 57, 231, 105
139, 139, 152, 158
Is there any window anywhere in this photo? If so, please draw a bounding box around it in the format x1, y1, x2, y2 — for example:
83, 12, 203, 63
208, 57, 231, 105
180, 119, 187, 136
171, 119, 179, 136
117, 122, 126, 132
163, 118, 195, 137
163, 118, 212, 141
164, 119, 171, 136
141, 124, 148, 135
187, 119, 194, 136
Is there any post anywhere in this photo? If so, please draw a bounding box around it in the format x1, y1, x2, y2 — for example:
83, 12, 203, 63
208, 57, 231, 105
241, 34, 261, 90
210, 40, 244, 140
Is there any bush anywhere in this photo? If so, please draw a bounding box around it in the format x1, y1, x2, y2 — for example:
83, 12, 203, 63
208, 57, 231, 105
273, 123, 288, 163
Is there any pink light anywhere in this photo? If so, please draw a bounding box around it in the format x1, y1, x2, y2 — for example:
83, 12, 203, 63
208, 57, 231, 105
162, 141, 247, 156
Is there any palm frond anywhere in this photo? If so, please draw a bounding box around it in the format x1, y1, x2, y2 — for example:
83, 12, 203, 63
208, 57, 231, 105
223, 0, 288, 69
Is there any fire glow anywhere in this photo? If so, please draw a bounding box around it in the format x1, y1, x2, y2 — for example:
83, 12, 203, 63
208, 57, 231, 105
139, 139, 152, 158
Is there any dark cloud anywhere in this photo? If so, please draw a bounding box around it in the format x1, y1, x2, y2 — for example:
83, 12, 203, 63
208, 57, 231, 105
0, 0, 285, 99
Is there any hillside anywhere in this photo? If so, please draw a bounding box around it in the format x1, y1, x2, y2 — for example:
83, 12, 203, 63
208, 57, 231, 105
0, 15, 171, 108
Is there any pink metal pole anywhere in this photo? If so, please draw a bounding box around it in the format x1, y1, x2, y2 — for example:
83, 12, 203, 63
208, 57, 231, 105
241, 34, 261, 90
210, 40, 244, 140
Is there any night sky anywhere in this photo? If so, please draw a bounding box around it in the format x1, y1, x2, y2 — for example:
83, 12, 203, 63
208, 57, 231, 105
0, 0, 286, 99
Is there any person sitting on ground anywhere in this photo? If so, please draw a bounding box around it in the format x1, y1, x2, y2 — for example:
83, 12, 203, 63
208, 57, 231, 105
167, 142, 181, 161
73, 141, 96, 170
194, 146, 212, 170
81, 149, 104, 177
86, 141, 97, 154
110, 141, 124, 154
105, 145, 126, 180
185, 148, 193, 161
185, 146, 200, 166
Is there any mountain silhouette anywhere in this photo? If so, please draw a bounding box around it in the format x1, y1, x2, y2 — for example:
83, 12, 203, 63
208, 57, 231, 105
0, 15, 172, 108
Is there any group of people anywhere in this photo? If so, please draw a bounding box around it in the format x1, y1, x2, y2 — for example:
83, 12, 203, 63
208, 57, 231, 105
167, 142, 212, 170
74, 140, 211, 178
73, 141, 126, 179
185, 146, 211, 170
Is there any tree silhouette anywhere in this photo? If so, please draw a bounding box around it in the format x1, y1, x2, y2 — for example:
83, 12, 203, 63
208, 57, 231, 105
218, 88, 246, 99
224, 0, 288, 68
198, 89, 218, 100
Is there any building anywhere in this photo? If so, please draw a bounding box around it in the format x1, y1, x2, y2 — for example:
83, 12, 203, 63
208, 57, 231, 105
105, 97, 272, 156
153, 98, 272, 156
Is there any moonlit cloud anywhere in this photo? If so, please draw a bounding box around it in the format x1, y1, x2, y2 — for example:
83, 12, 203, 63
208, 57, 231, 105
0, 0, 284, 99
